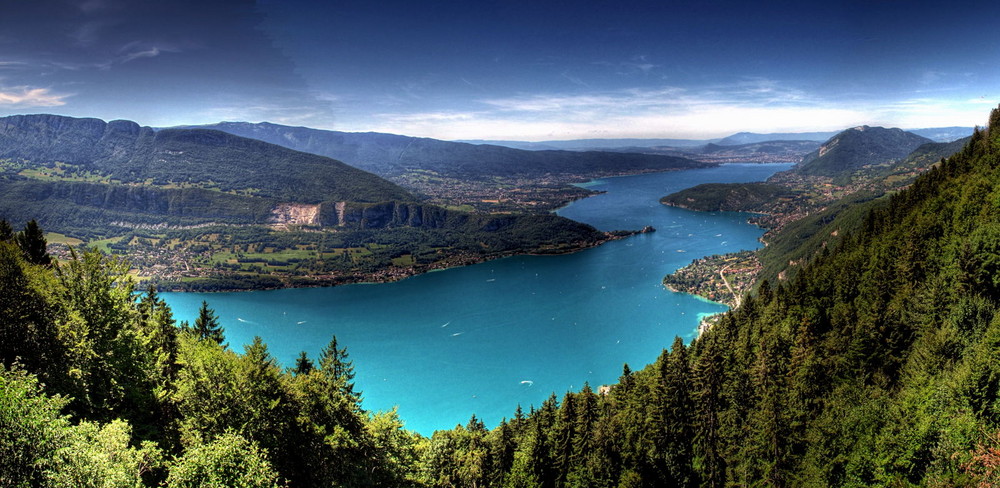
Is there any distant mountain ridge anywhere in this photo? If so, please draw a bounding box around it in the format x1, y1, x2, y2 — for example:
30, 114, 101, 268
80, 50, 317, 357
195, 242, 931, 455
907, 126, 973, 142
456, 137, 716, 150
462, 126, 972, 152
796, 126, 932, 177
180, 122, 711, 180
716, 131, 840, 146
0, 114, 412, 204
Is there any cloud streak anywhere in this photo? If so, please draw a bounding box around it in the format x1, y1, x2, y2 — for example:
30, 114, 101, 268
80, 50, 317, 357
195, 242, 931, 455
366, 81, 991, 140
0, 86, 70, 107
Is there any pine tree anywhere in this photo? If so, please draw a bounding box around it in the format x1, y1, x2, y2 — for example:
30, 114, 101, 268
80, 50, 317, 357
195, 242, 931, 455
489, 419, 516, 485
692, 339, 726, 488
658, 337, 697, 487
15, 220, 50, 266
0, 242, 59, 380
0, 219, 13, 241
527, 418, 554, 488
193, 301, 225, 345
618, 363, 634, 396
319, 335, 358, 402
138, 285, 181, 449
553, 392, 577, 485
294, 351, 314, 375
574, 383, 598, 456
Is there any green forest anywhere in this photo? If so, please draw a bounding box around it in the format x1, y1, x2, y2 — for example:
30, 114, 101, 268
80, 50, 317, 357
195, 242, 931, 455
6, 106, 1000, 487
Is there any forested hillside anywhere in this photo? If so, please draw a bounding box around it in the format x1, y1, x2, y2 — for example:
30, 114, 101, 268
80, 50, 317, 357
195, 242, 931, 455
0, 230, 423, 487
4, 107, 1000, 487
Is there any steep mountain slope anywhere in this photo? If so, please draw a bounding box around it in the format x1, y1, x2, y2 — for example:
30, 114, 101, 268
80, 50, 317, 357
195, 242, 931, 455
183, 121, 711, 179
0, 114, 413, 204
795, 126, 931, 177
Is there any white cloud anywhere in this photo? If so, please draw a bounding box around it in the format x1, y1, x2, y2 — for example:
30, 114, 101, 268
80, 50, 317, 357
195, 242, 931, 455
119, 47, 161, 64
362, 82, 992, 140
872, 98, 996, 128
0, 86, 70, 107
370, 104, 867, 141
164, 78, 993, 141
366, 82, 866, 139
114, 42, 180, 67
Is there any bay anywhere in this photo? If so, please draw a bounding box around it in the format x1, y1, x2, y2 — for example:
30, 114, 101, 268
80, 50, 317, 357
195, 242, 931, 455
162, 163, 791, 435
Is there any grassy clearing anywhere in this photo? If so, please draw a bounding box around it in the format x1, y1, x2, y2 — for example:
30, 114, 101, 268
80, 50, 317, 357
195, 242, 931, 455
87, 236, 124, 253
45, 232, 84, 246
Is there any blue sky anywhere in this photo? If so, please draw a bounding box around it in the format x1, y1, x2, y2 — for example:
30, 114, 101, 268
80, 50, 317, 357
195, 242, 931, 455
0, 0, 997, 140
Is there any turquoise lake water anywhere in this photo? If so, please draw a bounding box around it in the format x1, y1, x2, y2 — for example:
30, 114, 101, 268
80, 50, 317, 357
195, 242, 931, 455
162, 163, 791, 435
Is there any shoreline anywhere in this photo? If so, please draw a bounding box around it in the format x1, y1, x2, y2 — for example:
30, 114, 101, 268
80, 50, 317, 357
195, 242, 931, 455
152, 229, 646, 293
150, 168, 685, 293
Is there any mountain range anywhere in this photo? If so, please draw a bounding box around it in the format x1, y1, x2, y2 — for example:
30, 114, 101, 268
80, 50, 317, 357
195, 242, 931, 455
0, 114, 978, 293
461, 126, 972, 152
0, 114, 412, 204
0, 114, 624, 290
179, 122, 710, 181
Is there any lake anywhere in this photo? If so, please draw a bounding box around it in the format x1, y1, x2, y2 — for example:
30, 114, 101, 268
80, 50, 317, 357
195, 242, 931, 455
162, 163, 791, 435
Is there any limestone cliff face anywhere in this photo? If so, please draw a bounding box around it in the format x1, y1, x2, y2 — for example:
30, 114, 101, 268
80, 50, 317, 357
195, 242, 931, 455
320, 201, 453, 229
268, 203, 320, 226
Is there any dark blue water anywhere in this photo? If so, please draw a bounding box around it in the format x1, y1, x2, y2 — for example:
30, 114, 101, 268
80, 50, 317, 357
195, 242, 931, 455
162, 163, 790, 435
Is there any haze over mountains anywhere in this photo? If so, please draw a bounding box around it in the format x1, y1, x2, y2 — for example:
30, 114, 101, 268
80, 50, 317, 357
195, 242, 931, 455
180, 121, 971, 177
460, 126, 972, 151
180, 122, 710, 181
